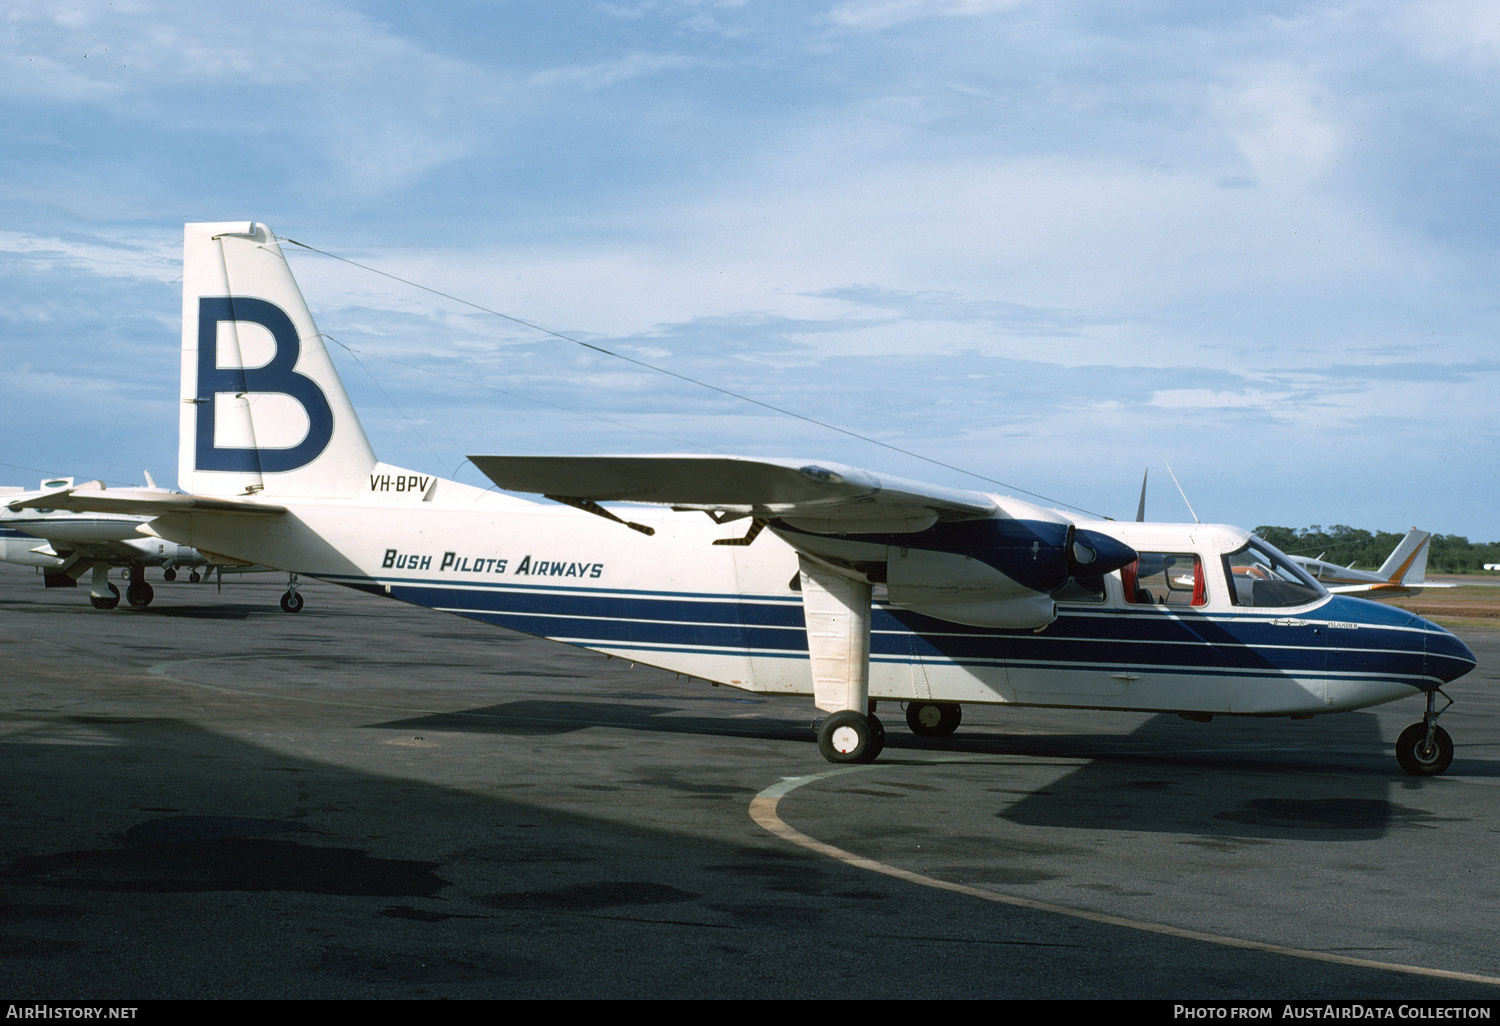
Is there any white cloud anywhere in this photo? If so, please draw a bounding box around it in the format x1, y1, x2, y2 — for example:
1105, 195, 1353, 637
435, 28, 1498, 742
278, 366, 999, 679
1147, 389, 1294, 411
1213, 65, 1345, 190
825, 0, 1023, 32
0, 229, 177, 283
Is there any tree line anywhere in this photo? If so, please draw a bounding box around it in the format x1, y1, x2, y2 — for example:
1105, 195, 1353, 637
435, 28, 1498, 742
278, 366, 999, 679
1254, 525, 1500, 574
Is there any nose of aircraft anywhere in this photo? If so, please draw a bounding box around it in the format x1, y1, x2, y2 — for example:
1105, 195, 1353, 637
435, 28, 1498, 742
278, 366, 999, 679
1419, 617, 1477, 685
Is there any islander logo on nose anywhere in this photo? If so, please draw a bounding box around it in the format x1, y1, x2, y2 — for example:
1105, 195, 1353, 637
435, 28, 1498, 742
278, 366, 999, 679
195, 297, 334, 473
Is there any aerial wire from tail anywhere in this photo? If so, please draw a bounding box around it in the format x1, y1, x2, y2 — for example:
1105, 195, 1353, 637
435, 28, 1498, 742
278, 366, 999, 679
317, 333, 727, 461
278, 236, 1108, 519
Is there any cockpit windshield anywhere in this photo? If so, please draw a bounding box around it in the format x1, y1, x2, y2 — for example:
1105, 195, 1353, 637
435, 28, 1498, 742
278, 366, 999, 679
1222, 538, 1326, 608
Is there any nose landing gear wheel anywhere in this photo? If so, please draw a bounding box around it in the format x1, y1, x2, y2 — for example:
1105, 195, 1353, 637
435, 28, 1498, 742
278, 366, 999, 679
1396, 722, 1453, 776
817, 711, 885, 764
906, 701, 962, 737
90, 583, 121, 610
280, 591, 304, 613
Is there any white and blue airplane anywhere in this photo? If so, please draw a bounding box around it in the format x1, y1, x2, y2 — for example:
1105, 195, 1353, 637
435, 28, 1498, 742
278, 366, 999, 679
6, 221, 1477, 776
1, 475, 297, 610
1288, 528, 1453, 601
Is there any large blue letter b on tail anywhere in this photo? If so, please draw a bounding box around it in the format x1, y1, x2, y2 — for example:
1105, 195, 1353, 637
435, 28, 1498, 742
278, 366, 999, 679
195, 297, 335, 474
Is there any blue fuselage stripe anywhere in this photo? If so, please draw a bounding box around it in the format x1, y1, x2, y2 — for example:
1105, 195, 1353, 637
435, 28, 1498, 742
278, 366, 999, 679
321, 578, 1467, 687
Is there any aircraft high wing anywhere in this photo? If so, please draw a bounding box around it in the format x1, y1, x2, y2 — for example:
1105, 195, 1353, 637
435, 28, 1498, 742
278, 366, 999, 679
24, 220, 1477, 778
470, 455, 1000, 534
1288, 529, 1453, 600
2, 476, 299, 611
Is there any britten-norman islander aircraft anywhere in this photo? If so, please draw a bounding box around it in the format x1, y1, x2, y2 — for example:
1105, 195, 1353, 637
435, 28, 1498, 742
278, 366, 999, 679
7, 222, 1477, 776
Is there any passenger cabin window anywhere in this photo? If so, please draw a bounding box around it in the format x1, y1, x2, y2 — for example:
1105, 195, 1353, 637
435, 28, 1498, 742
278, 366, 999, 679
1122, 552, 1206, 606
1222, 541, 1324, 608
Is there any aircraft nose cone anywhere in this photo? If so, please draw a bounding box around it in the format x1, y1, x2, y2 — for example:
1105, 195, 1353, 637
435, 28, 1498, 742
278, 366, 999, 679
1423, 622, 1477, 684
1071, 528, 1137, 577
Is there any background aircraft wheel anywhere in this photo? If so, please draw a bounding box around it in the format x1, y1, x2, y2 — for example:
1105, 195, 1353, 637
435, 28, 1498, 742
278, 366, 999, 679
163, 568, 177, 582
126, 581, 155, 608
1396, 722, 1453, 776
905, 701, 961, 737
817, 711, 879, 764
90, 583, 121, 610
280, 591, 304, 613
189, 571, 201, 583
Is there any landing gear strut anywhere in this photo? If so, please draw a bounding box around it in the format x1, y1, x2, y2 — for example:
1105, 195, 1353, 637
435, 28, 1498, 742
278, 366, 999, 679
280, 573, 304, 613
88, 565, 120, 610
125, 565, 154, 608
800, 556, 882, 764
1396, 689, 1454, 776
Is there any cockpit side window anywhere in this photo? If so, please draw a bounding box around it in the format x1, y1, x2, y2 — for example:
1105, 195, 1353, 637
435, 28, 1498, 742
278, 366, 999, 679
1122, 552, 1206, 607
1222, 540, 1325, 608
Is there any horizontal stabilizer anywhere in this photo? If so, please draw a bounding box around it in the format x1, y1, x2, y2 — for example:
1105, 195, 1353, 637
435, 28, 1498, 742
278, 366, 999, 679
5, 483, 286, 518
469, 455, 998, 534
1326, 580, 1456, 598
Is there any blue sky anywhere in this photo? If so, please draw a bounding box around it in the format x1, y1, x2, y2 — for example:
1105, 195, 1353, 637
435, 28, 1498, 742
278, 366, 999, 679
2, 1, 1498, 541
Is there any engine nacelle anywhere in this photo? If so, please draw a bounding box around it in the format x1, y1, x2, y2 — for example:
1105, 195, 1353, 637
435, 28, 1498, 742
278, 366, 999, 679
777, 516, 1136, 630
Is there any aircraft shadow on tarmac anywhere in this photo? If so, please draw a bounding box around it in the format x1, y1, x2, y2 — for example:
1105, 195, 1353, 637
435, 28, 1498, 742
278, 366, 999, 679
6, 712, 1500, 998
366, 698, 815, 743
363, 699, 1484, 843
994, 712, 1478, 842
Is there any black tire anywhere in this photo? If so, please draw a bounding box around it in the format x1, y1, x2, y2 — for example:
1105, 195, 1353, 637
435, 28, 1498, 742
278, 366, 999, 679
126, 581, 154, 608
90, 583, 121, 610
866, 713, 885, 761
189, 571, 201, 583
906, 701, 962, 737
163, 568, 177, 582
280, 591, 304, 614
817, 711, 878, 764
1396, 722, 1454, 776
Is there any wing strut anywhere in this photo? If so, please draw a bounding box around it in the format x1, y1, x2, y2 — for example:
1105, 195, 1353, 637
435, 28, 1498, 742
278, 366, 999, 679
544, 495, 656, 536
712, 518, 767, 547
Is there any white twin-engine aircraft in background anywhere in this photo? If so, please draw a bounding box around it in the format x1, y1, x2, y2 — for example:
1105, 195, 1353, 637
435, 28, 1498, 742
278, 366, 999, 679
6, 222, 1478, 776
1, 476, 300, 611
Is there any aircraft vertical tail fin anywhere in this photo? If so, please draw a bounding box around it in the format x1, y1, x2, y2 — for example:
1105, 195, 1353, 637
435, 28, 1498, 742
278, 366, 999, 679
1376, 529, 1432, 586
179, 222, 377, 499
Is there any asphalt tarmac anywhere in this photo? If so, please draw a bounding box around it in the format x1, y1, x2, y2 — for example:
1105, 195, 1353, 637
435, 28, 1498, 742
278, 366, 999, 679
2, 562, 1498, 1000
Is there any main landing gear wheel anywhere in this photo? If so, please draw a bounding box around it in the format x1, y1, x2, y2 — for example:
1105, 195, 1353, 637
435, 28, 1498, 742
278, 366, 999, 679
126, 581, 154, 608
906, 701, 962, 738
189, 570, 202, 584
817, 711, 885, 764
90, 583, 120, 610
163, 568, 177, 582
280, 573, 303, 613
1396, 722, 1453, 776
